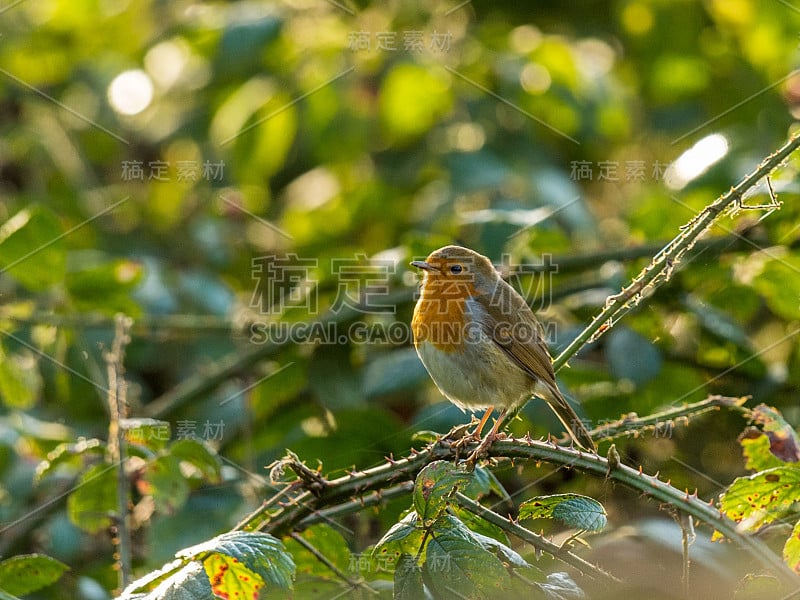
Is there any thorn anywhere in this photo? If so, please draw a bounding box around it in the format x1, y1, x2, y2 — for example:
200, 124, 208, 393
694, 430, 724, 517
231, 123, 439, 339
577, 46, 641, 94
666, 479, 671, 486
653, 471, 660, 479
638, 465, 643, 475
385, 454, 397, 465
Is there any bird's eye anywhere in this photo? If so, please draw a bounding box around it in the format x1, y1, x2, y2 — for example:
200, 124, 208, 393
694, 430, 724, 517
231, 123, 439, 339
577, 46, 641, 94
449, 264, 463, 274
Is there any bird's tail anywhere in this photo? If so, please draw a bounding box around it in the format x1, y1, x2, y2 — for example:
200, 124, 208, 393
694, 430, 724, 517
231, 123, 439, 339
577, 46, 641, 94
539, 384, 595, 452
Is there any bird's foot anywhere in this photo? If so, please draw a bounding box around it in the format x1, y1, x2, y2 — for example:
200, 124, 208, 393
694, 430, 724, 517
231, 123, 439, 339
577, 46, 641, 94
464, 431, 502, 468
445, 415, 483, 448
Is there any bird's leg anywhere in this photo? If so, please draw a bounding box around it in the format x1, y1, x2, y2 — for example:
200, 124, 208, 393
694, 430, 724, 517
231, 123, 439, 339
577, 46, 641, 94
466, 408, 508, 465
449, 406, 494, 447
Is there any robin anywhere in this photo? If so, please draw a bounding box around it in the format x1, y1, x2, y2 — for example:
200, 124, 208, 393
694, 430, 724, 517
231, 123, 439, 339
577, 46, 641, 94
410, 245, 595, 462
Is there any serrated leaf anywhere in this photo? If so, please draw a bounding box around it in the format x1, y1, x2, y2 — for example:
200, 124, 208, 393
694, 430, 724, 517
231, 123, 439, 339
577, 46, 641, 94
203, 552, 265, 600
372, 512, 425, 571
719, 466, 800, 531
178, 532, 294, 591
169, 439, 222, 483
740, 430, 788, 472
394, 554, 425, 600
750, 404, 800, 463
0, 554, 69, 596
413, 461, 472, 522
0, 207, 65, 291
66, 463, 118, 533
783, 520, 800, 574
424, 516, 512, 598
520, 494, 607, 532
35, 438, 104, 482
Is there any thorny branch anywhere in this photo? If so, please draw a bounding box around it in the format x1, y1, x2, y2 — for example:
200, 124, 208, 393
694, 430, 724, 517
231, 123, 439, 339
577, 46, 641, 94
553, 132, 800, 372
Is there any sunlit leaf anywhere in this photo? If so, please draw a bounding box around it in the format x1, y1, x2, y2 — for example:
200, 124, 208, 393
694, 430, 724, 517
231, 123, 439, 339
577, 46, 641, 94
0, 207, 65, 291
372, 512, 425, 571
178, 531, 294, 592
719, 466, 800, 531
413, 461, 472, 523
34, 438, 104, 482
203, 552, 265, 600
0, 554, 69, 596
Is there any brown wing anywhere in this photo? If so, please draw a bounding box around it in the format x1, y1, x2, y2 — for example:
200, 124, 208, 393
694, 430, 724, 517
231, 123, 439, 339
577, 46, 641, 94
475, 288, 596, 451
474, 289, 558, 393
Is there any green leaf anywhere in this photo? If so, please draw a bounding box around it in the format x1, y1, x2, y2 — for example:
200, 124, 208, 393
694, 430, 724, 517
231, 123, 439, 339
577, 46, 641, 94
783, 519, 800, 574
424, 516, 512, 598
719, 466, 800, 531
168, 439, 221, 483
142, 455, 190, 514
413, 461, 472, 522
0, 554, 69, 596
286, 524, 351, 579
66, 257, 144, 316
0, 348, 40, 409
67, 462, 118, 533
740, 431, 790, 472
519, 494, 607, 532
380, 63, 452, 144
451, 505, 510, 547
394, 554, 426, 600
750, 254, 800, 321
0, 207, 65, 291
35, 437, 104, 482
372, 512, 425, 570
178, 531, 295, 591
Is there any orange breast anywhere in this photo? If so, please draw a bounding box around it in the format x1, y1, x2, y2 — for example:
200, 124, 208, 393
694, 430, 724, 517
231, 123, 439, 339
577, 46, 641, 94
412, 278, 477, 353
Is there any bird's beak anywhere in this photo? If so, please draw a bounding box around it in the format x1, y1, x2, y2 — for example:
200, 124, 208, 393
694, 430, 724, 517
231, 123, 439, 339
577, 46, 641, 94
410, 260, 438, 272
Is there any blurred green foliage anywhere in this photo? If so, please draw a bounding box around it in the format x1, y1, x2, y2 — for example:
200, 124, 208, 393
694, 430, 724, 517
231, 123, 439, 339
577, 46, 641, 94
1, 0, 800, 597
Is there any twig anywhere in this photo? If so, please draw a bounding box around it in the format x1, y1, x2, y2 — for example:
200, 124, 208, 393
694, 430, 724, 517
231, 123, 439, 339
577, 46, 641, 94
553, 132, 800, 371
453, 492, 620, 583
106, 314, 133, 590
588, 395, 749, 442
